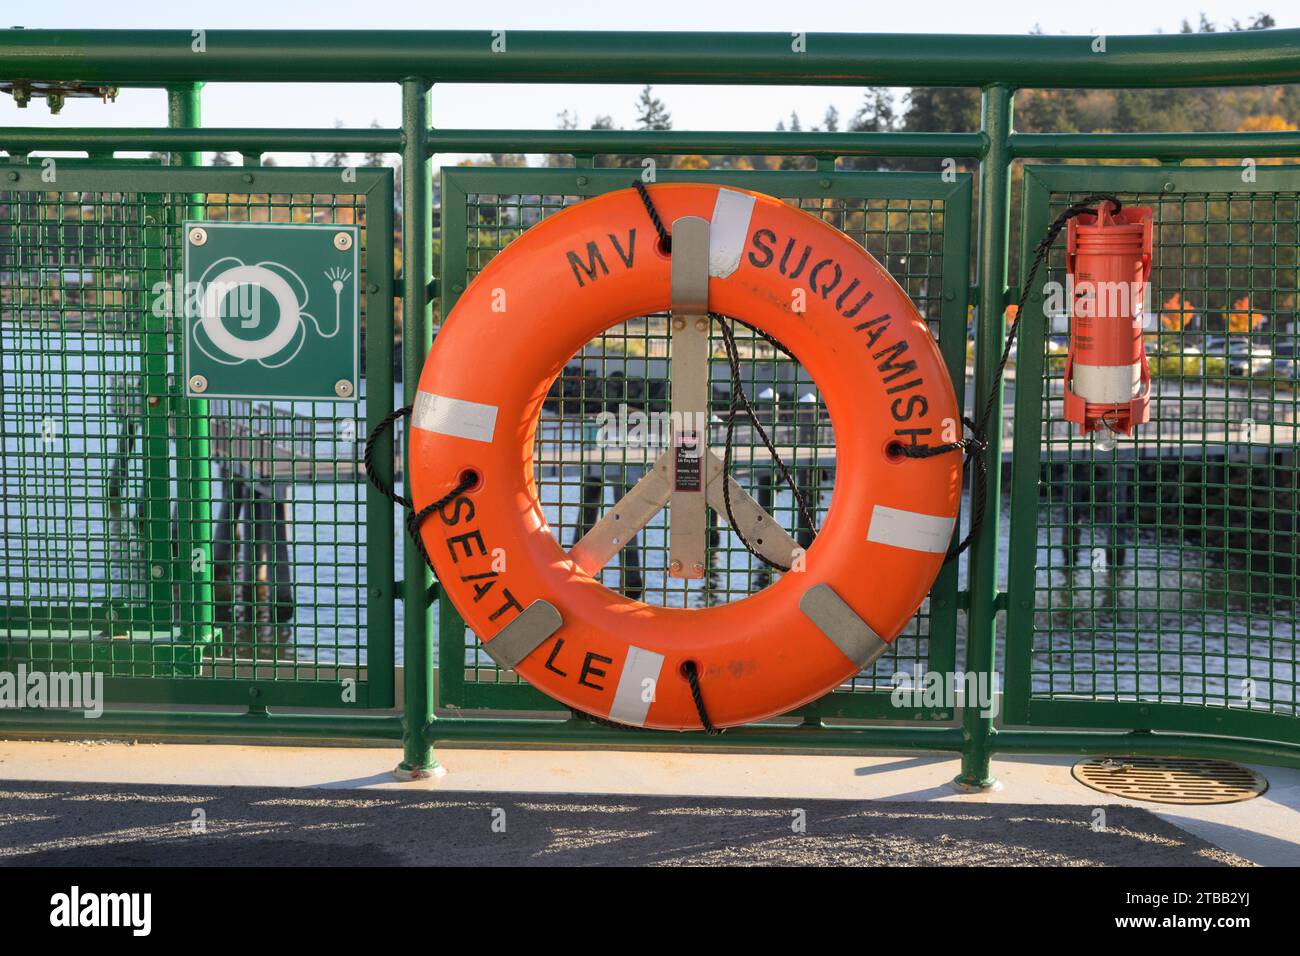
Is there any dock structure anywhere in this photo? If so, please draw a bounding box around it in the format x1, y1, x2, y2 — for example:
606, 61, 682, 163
206, 399, 366, 485
123, 363, 1300, 487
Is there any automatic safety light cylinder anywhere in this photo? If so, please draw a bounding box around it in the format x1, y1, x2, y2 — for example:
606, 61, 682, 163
1063, 203, 1154, 438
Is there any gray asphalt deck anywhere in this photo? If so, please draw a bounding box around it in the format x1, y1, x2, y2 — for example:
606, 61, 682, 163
0, 779, 1251, 866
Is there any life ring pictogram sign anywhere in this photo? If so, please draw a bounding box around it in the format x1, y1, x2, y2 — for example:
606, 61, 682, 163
409, 184, 962, 730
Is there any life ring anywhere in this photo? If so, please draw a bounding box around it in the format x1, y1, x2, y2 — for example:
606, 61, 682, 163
409, 183, 962, 730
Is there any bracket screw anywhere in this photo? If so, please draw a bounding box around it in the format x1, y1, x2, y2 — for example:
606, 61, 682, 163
188, 227, 207, 246
189, 375, 208, 394
151, 565, 165, 580
335, 380, 354, 398
334, 232, 353, 251
669, 560, 683, 573
146, 394, 161, 408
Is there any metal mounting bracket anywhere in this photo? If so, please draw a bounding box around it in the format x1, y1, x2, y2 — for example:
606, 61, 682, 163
668, 215, 711, 579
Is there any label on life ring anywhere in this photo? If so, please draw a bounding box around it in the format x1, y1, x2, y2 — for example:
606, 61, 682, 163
672, 432, 703, 492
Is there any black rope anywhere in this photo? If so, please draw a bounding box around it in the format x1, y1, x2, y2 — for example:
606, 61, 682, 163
633, 179, 671, 250
895, 415, 988, 559
403, 476, 477, 570
741, 320, 799, 362
363, 404, 476, 570
682, 660, 721, 735
716, 313, 818, 572
898, 192, 1123, 560
363, 405, 413, 509
571, 660, 719, 735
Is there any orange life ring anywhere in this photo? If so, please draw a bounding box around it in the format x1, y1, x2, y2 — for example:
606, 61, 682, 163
409, 183, 961, 730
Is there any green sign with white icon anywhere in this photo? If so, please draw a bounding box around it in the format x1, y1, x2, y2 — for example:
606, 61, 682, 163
183, 222, 360, 400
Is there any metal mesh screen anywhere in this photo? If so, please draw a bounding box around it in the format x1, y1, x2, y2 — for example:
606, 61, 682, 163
451, 186, 954, 698
0, 180, 383, 692
1029, 188, 1298, 718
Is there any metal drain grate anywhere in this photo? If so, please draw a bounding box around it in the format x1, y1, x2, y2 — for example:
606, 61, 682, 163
1072, 756, 1268, 805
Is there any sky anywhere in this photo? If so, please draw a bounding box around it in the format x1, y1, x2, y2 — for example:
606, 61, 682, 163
3, 1, 1294, 165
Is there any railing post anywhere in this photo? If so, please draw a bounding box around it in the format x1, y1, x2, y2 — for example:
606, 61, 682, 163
167, 83, 215, 651
395, 77, 439, 779
957, 83, 1014, 791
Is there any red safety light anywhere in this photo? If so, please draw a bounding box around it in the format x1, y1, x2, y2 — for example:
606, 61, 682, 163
1062, 203, 1154, 447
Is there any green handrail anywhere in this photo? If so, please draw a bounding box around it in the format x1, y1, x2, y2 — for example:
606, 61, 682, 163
1, 28, 1298, 87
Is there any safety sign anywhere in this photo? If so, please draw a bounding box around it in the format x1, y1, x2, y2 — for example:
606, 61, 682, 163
183, 222, 360, 400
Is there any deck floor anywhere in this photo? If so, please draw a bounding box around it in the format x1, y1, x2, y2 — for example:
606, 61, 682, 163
0, 741, 1296, 865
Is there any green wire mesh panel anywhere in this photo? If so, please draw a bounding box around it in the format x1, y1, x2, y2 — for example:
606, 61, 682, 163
0, 166, 394, 708
437, 168, 971, 720
1007, 165, 1299, 741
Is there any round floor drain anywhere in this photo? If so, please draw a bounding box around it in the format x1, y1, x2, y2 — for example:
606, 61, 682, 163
1072, 756, 1268, 805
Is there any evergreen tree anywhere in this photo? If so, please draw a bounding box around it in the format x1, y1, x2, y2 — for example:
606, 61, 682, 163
851, 88, 896, 133
902, 88, 979, 134
899, 88, 977, 172
842, 88, 899, 171
774, 112, 816, 170
635, 86, 672, 131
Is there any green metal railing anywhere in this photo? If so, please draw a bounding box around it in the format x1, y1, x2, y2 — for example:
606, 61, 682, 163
0, 162, 397, 709
1007, 164, 1300, 745
0, 30, 1298, 784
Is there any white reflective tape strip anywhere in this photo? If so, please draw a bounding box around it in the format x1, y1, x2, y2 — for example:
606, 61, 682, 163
608, 645, 665, 727
1072, 363, 1141, 404
411, 390, 498, 443
708, 188, 756, 279
867, 504, 956, 554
